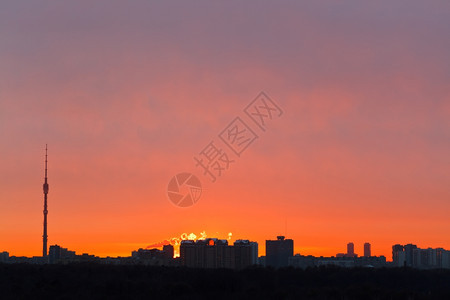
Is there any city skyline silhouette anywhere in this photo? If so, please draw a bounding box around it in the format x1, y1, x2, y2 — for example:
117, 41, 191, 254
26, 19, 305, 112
1, 0, 449, 264
1, 1, 450, 298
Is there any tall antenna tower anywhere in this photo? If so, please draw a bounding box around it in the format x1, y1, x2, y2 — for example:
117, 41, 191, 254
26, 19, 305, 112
42, 144, 49, 257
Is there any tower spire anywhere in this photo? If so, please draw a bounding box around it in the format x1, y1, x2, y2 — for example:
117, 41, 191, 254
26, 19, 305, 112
43, 144, 49, 257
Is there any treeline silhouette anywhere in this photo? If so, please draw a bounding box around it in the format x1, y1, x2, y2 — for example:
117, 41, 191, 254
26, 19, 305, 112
1, 263, 449, 299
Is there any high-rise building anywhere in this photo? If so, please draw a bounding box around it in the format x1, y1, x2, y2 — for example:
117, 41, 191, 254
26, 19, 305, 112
392, 244, 404, 266
392, 245, 450, 269
347, 242, 356, 257
163, 245, 174, 259
404, 244, 418, 267
437, 248, 450, 269
364, 243, 371, 257
234, 240, 258, 269
131, 245, 175, 266
413, 248, 438, 269
48, 245, 76, 264
203, 239, 232, 269
180, 238, 258, 269
180, 240, 197, 267
266, 236, 294, 268
0, 252, 9, 263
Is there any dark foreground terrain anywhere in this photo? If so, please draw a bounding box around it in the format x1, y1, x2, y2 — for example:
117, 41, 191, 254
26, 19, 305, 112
1, 264, 450, 299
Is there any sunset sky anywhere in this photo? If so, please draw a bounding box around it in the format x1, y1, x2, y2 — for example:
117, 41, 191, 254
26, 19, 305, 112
1, 1, 449, 259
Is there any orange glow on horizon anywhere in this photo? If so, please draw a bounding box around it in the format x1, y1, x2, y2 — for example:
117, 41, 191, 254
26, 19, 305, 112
1, 1, 449, 263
